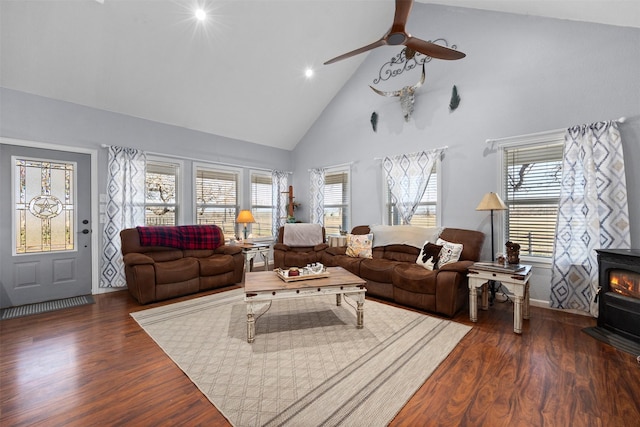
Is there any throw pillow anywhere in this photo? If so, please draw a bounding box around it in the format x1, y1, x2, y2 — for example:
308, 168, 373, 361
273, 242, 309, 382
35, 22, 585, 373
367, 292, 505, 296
436, 238, 464, 268
346, 233, 373, 258
416, 241, 443, 271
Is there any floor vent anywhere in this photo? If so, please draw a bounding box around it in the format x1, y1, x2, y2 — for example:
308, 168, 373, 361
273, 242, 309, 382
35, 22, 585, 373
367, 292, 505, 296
1, 295, 95, 320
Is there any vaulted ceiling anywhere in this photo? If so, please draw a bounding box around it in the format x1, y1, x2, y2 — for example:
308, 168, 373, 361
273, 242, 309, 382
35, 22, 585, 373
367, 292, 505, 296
2, 1, 638, 150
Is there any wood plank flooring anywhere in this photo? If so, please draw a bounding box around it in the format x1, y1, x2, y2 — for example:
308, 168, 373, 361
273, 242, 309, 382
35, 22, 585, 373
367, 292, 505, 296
2, 285, 639, 426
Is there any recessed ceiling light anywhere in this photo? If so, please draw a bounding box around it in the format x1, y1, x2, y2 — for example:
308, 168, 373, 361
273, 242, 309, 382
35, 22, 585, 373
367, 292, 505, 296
305, 68, 314, 79
195, 9, 206, 21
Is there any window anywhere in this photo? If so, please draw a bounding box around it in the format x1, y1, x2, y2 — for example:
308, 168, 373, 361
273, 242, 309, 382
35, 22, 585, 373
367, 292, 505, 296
250, 171, 273, 238
14, 157, 76, 253
502, 140, 563, 258
195, 165, 239, 237
145, 161, 179, 226
386, 162, 438, 227
323, 168, 350, 235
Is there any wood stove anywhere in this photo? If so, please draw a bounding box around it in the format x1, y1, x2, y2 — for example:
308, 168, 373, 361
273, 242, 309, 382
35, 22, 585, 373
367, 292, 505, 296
596, 249, 640, 346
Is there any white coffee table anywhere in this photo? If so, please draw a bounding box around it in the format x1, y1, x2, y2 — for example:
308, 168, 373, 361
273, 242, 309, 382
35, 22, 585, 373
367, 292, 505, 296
244, 266, 366, 343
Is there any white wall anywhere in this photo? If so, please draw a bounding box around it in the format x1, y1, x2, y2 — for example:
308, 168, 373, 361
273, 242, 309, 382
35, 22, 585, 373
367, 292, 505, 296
291, 4, 640, 303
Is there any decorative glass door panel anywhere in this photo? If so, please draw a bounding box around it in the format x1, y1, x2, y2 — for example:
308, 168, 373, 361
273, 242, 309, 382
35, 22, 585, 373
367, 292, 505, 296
15, 158, 75, 254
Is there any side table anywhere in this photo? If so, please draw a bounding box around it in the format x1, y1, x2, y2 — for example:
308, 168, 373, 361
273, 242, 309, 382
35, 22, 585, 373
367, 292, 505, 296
238, 243, 271, 272
467, 263, 532, 334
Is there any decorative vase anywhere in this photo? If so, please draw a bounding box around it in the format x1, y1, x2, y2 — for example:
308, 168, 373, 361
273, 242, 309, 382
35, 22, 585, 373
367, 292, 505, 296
505, 241, 521, 264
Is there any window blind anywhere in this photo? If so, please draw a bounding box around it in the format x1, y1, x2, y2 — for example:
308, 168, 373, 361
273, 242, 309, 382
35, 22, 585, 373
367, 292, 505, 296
504, 142, 563, 257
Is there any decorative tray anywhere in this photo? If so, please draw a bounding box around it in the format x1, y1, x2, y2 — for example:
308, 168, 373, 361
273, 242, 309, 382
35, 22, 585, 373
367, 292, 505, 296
274, 268, 330, 282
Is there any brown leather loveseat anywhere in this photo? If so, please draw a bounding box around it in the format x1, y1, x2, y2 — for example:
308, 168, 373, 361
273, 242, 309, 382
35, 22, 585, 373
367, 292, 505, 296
321, 225, 485, 317
120, 225, 244, 304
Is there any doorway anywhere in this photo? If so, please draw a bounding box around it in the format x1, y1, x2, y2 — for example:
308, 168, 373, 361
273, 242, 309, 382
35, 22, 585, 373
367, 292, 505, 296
0, 141, 97, 309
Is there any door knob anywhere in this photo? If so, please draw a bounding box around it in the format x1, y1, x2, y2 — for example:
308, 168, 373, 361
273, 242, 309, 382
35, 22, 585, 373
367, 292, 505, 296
82, 229, 90, 234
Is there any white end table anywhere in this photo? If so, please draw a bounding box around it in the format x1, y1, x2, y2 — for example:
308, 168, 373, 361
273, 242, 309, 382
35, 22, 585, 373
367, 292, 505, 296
467, 263, 532, 334
238, 243, 271, 272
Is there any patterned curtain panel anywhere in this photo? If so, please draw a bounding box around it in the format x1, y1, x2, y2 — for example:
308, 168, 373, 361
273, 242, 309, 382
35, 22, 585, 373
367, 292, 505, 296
383, 150, 441, 224
100, 146, 147, 288
309, 168, 325, 225
550, 121, 630, 316
271, 170, 289, 241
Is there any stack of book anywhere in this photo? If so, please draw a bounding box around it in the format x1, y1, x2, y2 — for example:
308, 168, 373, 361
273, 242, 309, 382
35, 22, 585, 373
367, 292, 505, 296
472, 262, 526, 273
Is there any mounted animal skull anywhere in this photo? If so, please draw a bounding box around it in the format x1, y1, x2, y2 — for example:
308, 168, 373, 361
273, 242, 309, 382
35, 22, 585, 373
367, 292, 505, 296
370, 64, 425, 122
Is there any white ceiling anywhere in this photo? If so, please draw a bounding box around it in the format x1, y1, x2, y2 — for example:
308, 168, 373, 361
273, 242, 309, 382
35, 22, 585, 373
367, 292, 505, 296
1, 1, 638, 151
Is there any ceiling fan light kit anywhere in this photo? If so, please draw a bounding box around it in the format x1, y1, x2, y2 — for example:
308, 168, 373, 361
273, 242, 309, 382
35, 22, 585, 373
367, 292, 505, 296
324, 0, 465, 65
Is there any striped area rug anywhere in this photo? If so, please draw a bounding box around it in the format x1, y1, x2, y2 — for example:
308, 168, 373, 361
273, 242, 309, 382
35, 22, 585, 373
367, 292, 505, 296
132, 288, 471, 427
1, 295, 95, 320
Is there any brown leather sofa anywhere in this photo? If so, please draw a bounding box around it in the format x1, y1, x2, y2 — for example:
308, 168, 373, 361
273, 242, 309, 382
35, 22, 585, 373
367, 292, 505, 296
120, 226, 244, 304
321, 226, 485, 317
273, 225, 329, 269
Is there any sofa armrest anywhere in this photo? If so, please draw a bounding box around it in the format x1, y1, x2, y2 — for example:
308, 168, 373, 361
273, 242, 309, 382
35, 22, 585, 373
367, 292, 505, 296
123, 252, 154, 266
314, 243, 329, 252
214, 245, 243, 256
273, 243, 290, 251
438, 260, 474, 274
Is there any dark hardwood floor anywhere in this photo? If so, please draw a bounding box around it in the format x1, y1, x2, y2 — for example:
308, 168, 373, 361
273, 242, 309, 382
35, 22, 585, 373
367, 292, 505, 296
2, 282, 639, 426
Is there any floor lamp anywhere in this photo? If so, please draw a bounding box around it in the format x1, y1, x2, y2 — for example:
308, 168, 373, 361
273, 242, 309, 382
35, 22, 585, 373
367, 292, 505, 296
476, 192, 507, 303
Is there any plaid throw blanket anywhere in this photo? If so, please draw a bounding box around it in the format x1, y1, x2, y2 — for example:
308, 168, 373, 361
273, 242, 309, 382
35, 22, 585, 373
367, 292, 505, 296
137, 225, 223, 250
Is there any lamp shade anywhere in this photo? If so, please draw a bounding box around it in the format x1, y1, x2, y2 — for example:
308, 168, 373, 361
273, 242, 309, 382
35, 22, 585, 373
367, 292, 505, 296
476, 192, 507, 211
236, 210, 256, 224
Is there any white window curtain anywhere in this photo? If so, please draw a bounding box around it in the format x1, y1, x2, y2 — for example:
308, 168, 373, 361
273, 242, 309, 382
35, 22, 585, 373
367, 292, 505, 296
383, 149, 442, 224
309, 168, 325, 225
100, 146, 146, 288
550, 121, 630, 316
271, 170, 289, 239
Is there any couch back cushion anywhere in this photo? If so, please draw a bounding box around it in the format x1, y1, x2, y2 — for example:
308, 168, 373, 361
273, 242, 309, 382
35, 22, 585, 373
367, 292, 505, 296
381, 244, 420, 262
439, 228, 485, 261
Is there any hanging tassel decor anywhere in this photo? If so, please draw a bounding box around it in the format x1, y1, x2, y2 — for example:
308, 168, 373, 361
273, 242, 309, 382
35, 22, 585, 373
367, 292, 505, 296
449, 85, 461, 111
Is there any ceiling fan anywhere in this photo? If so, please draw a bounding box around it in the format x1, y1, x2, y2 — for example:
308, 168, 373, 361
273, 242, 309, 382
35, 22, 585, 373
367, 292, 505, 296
324, 0, 465, 65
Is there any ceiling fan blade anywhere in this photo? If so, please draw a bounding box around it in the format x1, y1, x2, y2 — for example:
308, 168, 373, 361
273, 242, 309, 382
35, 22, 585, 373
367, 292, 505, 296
405, 37, 466, 60
324, 39, 387, 65
391, 0, 413, 33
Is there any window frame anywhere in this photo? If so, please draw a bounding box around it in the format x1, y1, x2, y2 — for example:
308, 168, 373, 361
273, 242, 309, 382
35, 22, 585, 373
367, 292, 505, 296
249, 169, 274, 239
498, 130, 565, 263
193, 162, 242, 238
323, 166, 351, 235
144, 157, 183, 226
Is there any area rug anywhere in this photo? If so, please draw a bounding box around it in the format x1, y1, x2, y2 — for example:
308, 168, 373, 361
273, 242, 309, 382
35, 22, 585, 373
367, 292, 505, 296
0, 295, 95, 320
131, 289, 471, 426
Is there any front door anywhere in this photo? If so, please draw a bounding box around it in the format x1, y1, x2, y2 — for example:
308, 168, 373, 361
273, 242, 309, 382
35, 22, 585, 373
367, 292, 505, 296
0, 144, 92, 309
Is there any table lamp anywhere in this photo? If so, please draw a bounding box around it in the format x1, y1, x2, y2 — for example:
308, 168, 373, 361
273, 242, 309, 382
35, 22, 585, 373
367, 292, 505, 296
236, 210, 256, 240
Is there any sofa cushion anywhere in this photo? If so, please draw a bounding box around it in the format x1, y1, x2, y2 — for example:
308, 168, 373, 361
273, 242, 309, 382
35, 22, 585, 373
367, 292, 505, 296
436, 238, 463, 268
346, 233, 373, 258
392, 264, 437, 294
360, 258, 401, 283
155, 258, 199, 285
416, 242, 443, 270
199, 255, 236, 276
382, 245, 420, 262
333, 255, 365, 276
